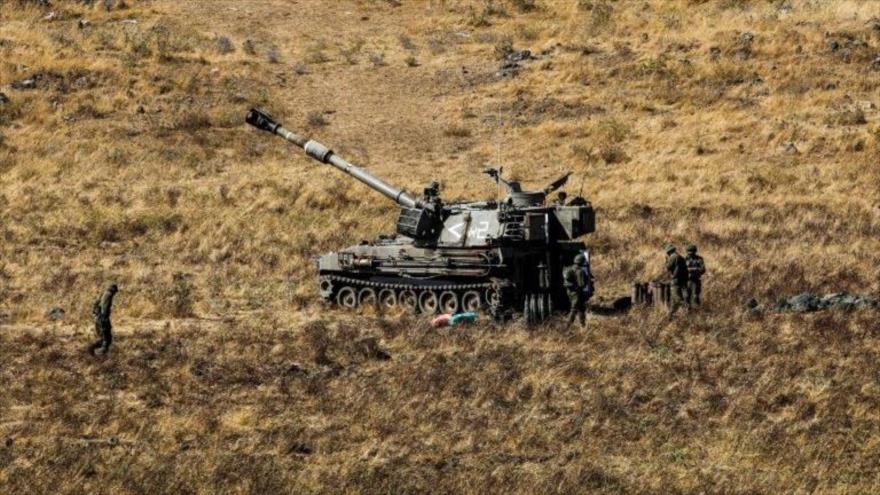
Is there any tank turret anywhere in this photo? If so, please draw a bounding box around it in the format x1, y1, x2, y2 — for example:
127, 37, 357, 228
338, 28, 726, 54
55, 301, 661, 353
245, 108, 597, 324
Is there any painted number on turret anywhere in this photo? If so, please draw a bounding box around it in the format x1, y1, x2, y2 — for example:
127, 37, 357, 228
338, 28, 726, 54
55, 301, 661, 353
470, 221, 491, 239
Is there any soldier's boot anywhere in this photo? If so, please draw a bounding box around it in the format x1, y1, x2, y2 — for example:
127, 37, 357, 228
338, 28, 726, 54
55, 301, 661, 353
579, 311, 587, 329
565, 309, 576, 331
88, 339, 102, 355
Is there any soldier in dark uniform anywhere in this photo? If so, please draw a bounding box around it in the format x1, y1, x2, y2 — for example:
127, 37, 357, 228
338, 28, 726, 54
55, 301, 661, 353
89, 284, 118, 355
685, 245, 706, 306
664, 245, 688, 314
564, 253, 593, 329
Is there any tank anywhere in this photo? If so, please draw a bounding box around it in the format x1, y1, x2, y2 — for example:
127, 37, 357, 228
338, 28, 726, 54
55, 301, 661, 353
246, 108, 596, 323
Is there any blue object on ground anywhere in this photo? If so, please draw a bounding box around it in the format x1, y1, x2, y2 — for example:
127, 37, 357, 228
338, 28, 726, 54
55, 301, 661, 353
449, 312, 477, 326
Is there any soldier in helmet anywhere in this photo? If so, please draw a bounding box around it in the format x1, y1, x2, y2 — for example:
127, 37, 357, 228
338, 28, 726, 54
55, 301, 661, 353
564, 252, 594, 329
422, 180, 442, 210
664, 245, 689, 315
89, 283, 118, 355
685, 244, 706, 306
552, 191, 568, 206
423, 181, 440, 199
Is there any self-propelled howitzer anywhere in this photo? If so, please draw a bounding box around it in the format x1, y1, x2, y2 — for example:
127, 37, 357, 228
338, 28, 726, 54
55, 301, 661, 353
246, 108, 596, 323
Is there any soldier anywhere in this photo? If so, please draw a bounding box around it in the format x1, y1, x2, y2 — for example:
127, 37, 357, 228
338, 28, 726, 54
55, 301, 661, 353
423, 181, 440, 200
564, 252, 594, 329
664, 245, 689, 315
89, 284, 118, 355
552, 191, 568, 206
685, 244, 706, 306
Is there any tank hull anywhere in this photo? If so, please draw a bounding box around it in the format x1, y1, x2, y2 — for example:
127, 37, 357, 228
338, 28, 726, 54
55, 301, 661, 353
317, 239, 587, 319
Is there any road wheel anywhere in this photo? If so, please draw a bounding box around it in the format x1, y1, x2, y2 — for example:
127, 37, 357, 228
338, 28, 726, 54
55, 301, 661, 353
378, 289, 397, 309
418, 291, 440, 315
319, 277, 334, 300
485, 287, 501, 307
358, 288, 377, 308
399, 289, 418, 313
462, 291, 482, 312
439, 291, 459, 314
336, 287, 357, 309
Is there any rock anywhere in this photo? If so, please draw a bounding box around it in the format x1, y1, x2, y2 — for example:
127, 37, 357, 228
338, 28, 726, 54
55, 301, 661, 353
46, 307, 65, 321
286, 362, 308, 376
42, 11, 56, 21
506, 49, 532, 63
288, 442, 313, 455
745, 298, 761, 310
872, 56, 880, 71
739, 32, 755, 44
78, 19, 91, 29
783, 142, 799, 154
497, 61, 521, 78
11, 77, 37, 90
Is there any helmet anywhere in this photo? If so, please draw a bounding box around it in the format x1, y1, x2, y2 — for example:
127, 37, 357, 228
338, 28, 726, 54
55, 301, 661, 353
108, 283, 119, 293
664, 244, 676, 254
574, 253, 587, 266
686, 244, 697, 253
557, 191, 567, 199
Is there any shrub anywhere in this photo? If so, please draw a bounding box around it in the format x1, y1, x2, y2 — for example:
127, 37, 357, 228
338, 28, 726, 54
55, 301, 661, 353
215, 35, 234, 54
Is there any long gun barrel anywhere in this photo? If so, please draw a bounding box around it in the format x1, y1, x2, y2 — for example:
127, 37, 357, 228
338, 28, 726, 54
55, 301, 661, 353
246, 109, 425, 210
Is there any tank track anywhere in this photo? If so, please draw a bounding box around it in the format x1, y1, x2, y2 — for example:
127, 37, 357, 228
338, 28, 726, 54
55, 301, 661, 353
322, 274, 493, 292
320, 274, 505, 316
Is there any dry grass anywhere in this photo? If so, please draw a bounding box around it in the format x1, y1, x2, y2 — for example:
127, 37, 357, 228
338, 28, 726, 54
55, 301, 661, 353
2, 0, 880, 493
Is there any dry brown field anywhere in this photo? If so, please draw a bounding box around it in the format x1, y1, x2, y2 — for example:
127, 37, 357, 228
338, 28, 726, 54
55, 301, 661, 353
2, 0, 880, 493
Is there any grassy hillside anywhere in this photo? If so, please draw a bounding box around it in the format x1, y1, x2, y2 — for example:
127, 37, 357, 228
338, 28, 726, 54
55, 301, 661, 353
1, 0, 880, 493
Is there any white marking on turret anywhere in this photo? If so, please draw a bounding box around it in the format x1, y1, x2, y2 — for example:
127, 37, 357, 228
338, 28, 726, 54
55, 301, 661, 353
447, 222, 465, 240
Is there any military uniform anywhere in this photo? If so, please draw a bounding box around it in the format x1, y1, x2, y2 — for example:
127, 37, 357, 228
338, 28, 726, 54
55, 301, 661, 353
89, 284, 118, 355
564, 254, 593, 329
664, 246, 688, 314
685, 245, 706, 306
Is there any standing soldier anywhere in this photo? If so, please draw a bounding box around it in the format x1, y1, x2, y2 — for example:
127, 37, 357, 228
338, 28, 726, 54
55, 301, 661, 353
564, 252, 594, 330
664, 245, 689, 315
89, 284, 118, 355
685, 245, 706, 306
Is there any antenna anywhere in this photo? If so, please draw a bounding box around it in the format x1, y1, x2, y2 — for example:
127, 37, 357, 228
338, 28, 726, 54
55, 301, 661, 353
577, 146, 595, 197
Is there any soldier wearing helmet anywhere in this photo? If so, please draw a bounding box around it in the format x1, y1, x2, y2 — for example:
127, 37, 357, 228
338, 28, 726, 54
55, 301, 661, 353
684, 244, 706, 306
664, 245, 689, 315
89, 283, 118, 355
563, 252, 594, 329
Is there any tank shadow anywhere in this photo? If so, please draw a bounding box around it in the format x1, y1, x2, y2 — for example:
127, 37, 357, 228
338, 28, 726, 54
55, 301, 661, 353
588, 296, 633, 316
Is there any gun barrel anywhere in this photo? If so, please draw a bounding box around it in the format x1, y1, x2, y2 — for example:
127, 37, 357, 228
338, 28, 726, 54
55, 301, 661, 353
246, 109, 421, 209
